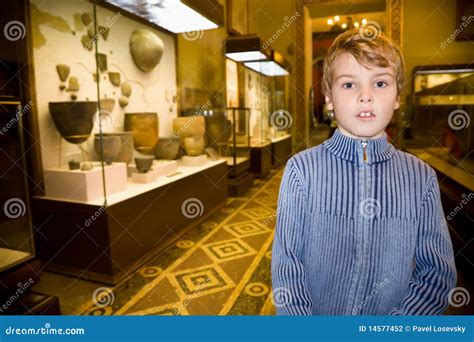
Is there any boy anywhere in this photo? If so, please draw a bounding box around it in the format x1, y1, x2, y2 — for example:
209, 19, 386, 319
271, 29, 456, 315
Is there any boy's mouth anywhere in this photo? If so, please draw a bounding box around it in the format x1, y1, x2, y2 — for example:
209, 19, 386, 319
356, 111, 376, 121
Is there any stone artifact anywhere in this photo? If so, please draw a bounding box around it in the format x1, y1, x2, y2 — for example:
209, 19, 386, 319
68, 159, 80, 170
108, 72, 120, 86
97, 53, 107, 72
68, 76, 79, 91
56, 64, 70, 82
121, 82, 132, 97
118, 96, 129, 107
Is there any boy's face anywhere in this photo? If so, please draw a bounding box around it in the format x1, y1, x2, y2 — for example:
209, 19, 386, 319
325, 53, 400, 140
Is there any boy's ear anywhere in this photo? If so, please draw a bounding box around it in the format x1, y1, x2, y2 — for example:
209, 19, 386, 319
393, 95, 400, 110
325, 95, 334, 110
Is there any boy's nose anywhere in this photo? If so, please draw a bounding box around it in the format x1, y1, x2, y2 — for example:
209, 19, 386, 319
358, 91, 373, 103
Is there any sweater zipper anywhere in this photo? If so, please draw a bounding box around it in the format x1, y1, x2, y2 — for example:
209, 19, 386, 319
361, 141, 368, 163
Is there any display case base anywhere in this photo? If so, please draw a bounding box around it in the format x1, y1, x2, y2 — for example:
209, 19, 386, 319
228, 171, 254, 197
131, 172, 158, 183
43, 163, 127, 202
227, 156, 250, 178
236, 143, 272, 178
33, 161, 228, 285
271, 134, 292, 166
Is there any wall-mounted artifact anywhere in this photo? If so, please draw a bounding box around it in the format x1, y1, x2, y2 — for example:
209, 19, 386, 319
56, 64, 70, 82
49, 101, 98, 144
173, 116, 205, 141
98, 25, 109, 40
121, 82, 132, 97
87, 27, 94, 39
184, 136, 205, 156
95, 132, 134, 164
99, 98, 115, 112
124, 113, 159, 155
119, 96, 129, 108
135, 157, 154, 173
97, 53, 107, 72
94, 134, 122, 165
81, 35, 93, 51
129, 29, 164, 72
81, 13, 92, 26
154, 137, 181, 160
108, 72, 120, 86
68, 76, 79, 91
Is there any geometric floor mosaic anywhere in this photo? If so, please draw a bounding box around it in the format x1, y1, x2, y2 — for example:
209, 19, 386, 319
71, 168, 284, 316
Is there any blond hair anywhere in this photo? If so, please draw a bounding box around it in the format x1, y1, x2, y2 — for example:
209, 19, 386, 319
322, 28, 405, 96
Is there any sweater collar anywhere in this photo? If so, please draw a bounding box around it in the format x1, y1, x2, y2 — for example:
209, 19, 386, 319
323, 129, 395, 165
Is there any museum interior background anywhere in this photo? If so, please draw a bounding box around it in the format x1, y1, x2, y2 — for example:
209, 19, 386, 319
0, 0, 472, 315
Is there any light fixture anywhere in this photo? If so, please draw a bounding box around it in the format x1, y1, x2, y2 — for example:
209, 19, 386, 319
103, 0, 223, 33
325, 15, 370, 31
225, 35, 268, 62
243, 50, 289, 77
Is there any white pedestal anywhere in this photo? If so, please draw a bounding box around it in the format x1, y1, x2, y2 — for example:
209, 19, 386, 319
129, 160, 178, 183
131, 172, 158, 183
44, 163, 127, 202
128, 160, 178, 178
181, 155, 208, 167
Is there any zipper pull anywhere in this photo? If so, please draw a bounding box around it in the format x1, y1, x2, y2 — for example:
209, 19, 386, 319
361, 141, 368, 163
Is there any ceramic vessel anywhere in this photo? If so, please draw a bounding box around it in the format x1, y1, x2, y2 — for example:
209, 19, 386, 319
135, 157, 154, 173
124, 113, 159, 155
173, 116, 205, 141
154, 137, 181, 160
184, 136, 205, 156
49, 101, 98, 144
129, 29, 164, 72
94, 132, 133, 164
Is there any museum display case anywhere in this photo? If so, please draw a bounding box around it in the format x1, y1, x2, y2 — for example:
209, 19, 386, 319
29, 0, 228, 284
402, 64, 474, 189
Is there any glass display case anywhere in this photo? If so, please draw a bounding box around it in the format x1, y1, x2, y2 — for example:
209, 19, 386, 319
402, 64, 474, 188
29, 0, 228, 284
0, 99, 35, 272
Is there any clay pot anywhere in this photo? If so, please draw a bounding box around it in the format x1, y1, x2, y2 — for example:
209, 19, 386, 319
154, 137, 181, 160
173, 116, 205, 141
184, 136, 205, 156
124, 113, 159, 155
49, 101, 98, 144
94, 135, 121, 165
94, 132, 134, 164
129, 29, 164, 72
135, 157, 154, 173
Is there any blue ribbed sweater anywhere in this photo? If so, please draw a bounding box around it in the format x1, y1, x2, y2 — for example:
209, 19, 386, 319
272, 129, 457, 315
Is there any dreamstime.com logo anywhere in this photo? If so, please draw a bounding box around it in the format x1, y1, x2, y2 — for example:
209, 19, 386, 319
3, 20, 26, 41
3, 198, 26, 219
94, 109, 115, 131
92, 287, 115, 308
448, 109, 470, 130
181, 198, 204, 219
448, 287, 470, 308
270, 110, 293, 131
359, 198, 381, 219
181, 30, 204, 41
359, 21, 382, 41
271, 287, 293, 308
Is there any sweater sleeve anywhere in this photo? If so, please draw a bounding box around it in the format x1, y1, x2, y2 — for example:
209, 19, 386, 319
389, 174, 457, 315
271, 158, 313, 315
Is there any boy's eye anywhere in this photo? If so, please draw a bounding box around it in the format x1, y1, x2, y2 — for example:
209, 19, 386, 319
342, 82, 355, 89
375, 81, 388, 88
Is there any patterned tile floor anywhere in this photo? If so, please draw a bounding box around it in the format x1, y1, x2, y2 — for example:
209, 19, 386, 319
33, 168, 283, 316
